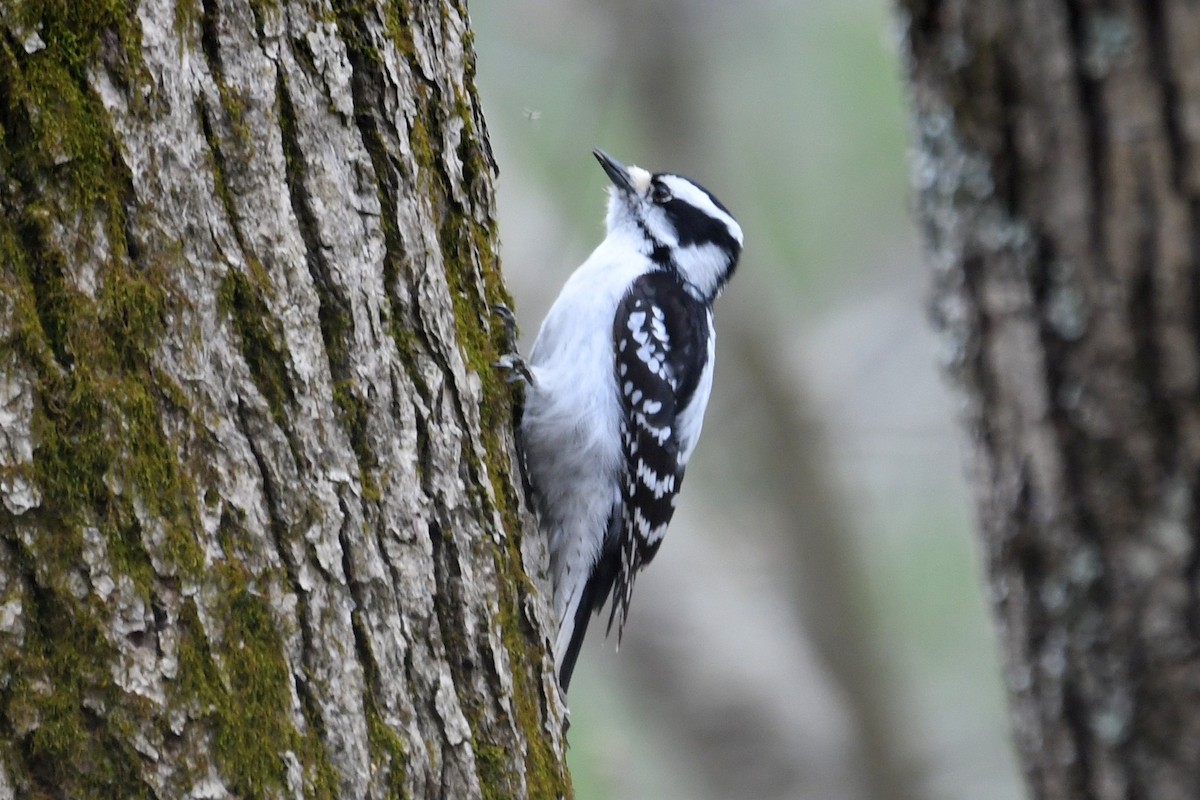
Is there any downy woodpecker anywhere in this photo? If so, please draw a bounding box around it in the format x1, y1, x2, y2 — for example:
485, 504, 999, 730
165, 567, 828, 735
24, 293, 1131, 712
516, 150, 743, 690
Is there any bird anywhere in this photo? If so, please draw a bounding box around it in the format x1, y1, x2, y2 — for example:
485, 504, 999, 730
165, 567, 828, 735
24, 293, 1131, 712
510, 149, 743, 691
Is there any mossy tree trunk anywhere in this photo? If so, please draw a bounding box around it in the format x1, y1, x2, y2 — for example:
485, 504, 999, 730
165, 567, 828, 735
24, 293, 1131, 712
0, 1, 570, 798
899, 1, 1200, 798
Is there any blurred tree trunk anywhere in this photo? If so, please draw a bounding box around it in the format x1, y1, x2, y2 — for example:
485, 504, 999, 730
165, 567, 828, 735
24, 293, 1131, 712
900, 1, 1200, 798
0, 1, 568, 798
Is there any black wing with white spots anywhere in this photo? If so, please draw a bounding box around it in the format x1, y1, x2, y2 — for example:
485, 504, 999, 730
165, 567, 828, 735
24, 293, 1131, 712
603, 270, 711, 640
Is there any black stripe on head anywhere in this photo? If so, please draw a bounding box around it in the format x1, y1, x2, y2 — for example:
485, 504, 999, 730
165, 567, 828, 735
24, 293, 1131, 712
636, 219, 675, 269
650, 242, 672, 268
662, 196, 741, 255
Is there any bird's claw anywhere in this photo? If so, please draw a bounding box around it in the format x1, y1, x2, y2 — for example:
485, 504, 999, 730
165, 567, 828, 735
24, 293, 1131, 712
491, 304, 519, 345
494, 353, 535, 385
491, 305, 535, 385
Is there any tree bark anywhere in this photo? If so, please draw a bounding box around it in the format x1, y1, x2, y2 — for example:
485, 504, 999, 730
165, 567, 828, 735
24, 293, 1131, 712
899, 1, 1200, 798
0, 1, 569, 798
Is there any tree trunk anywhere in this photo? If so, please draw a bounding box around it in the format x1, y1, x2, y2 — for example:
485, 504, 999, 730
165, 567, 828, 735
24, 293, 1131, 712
899, 1, 1200, 798
0, 1, 569, 798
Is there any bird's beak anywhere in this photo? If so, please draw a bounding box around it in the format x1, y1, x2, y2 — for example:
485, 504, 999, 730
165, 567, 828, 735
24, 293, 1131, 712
594, 149, 634, 193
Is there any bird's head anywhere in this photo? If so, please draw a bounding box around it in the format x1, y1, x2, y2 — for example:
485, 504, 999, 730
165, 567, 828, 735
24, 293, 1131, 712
595, 149, 743, 302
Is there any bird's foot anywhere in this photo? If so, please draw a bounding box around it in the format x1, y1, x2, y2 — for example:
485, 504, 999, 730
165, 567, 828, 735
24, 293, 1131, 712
491, 305, 536, 385
495, 353, 535, 384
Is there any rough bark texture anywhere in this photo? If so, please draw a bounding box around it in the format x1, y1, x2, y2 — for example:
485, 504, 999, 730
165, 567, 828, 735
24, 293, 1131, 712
899, 1, 1200, 798
0, 1, 570, 798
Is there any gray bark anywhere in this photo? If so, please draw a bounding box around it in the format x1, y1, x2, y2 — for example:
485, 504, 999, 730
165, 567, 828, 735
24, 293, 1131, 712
899, 1, 1200, 798
0, 1, 569, 798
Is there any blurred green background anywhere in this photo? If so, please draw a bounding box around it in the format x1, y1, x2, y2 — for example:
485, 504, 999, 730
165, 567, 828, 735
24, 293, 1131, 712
471, 1, 1023, 798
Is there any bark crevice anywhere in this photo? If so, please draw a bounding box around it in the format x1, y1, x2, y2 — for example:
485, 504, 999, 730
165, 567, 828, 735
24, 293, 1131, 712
1062, 0, 1111, 266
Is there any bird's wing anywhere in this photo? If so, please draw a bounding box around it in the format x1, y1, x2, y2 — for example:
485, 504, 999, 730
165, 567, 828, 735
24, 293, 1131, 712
605, 271, 710, 641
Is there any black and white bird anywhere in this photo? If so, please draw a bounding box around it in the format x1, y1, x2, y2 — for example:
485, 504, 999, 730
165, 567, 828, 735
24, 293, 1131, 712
517, 149, 743, 691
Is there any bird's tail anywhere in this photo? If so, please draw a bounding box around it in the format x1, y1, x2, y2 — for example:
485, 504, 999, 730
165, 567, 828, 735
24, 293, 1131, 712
550, 512, 622, 691
552, 574, 594, 692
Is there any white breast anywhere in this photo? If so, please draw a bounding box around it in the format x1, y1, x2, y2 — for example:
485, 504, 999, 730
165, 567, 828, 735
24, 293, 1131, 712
522, 234, 654, 620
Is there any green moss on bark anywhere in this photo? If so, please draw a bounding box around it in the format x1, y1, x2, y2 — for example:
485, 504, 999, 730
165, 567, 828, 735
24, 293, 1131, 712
0, 3, 330, 796
7, 579, 153, 799
218, 267, 294, 430
404, 15, 573, 800
2, 2, 570, 797
211, 572, 295, 794
409, 43, 573, 800
422, 84, 572, 797
359, 624, 411, 800
177, 580, 339, 800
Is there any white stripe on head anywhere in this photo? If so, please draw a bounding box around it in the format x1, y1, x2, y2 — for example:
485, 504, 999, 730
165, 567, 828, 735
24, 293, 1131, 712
660, 175, 744, 247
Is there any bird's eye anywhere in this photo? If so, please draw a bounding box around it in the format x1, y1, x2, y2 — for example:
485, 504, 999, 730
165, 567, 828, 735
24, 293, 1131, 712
651, 183, 672, 204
